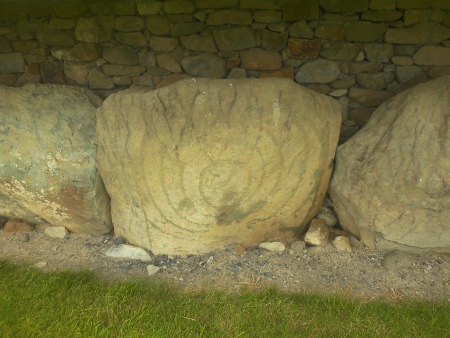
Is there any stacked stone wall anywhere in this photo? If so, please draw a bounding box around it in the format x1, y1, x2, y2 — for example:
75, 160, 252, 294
1, 0, 450, 137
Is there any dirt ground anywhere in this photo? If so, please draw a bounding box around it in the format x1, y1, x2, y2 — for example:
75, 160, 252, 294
0, 223, 448, 303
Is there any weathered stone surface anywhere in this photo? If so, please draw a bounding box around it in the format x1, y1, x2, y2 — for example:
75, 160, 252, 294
171, 22, 206, 36
332, 236, 352, 252
404, 9, 432, 26
156, 73, 190, 88
197, 0, 239, 8
181, 34, 218, 52
413, 46, 450, 66
181, 53, 227, 78
396, 0, 429, 9
304, 219, 329, 246
115, 32, 148, 47
259, 67, 294, 80
288, 38, 321, 58
361, 10, 402, 22
254, 10, 282, 23
0, 52, 24, 73
349, 106, 376, 127
0, 84, 112, 235
369, 0, 396, 10
288, 21, 314, 38
213, 26, 256, 51
133, 73, 155, 87
36, 31, 74, 47
54, 4, 89, 18
97, 78, 341, 254
395, 65, 424, 84
44, 226, 69, 239
345, 21, 387, 42
103, 45, 137, 65
319, 0, 369, 12
105, 244, 152, 261
282, 0, 319, 21
163, 0, 195, 14
2, 220, 34, 234
364, 43, 393, 62
157, 53, 182, 73
315, 24, 346, 40
48, 18, 75, 30
305, 83, 331, 95
346, 61, 383, 73
330, 76, 450, 252
320, 41, 360, 61
103, 64, 146, 76
258, 241, 286, 252
240, 0, 280, 9
137, 1, 162, 15
356, 72, 394, 90
240, 48, 282, 70
227, 67, 247, 79
261, 30, 288, 51
427, 66, 450, 78
391, 56, 413, 66
296, 59, 340, 83
150, 36, 178, 51
394, 45, 418, 56
381, 250, 412, 271
138, 50, 156, 67
88, 69, 114, 89
40, 60, 65, 84
315, 208, 337, 228
146, 15, 171, 35
115, 3, 136, 15
349, 87, 392, 107
432, 0, 450, 10
64, 63, 89, 85
115, 16, 145, 32
75, 17, 113, 43
385, 23, 450, 44
207, 9, 253, 25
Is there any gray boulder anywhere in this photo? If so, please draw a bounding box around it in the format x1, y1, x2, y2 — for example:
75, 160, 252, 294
97, 78, 341, 255
0, 84, 112, 235
329, 76, 450, 253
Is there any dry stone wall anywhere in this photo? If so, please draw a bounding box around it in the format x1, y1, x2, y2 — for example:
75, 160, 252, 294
1, 0, 450, 138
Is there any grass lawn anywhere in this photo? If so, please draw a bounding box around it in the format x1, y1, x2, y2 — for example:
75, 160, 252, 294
0, 260, 448, 338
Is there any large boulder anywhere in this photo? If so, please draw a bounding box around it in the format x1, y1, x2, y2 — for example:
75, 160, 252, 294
97, 78, 341, 255
329, 76, 450, 253
0, 84, 112, 235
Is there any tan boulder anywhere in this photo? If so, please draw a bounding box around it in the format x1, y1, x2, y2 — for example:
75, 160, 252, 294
329, 76, 450, 253
0, 84, 112, 235
97, 78, 341, 255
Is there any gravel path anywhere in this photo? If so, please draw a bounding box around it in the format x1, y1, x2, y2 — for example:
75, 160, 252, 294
1, 224, 448, 302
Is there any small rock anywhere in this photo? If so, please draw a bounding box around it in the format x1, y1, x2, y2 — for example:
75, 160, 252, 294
113, 236, 127, 245
315, 207, 338, 227
304, 219, 329, 246
105, 244, 152, 261
290, 241, 305, 253
382, 250, 413, 272
258, 241, 286, 252
2, 220, 34, 234
44, 226, 69, 239
236, 243, 246, 256
34, 261, 47, 268
207, 256, 214, 264
332, 236, 352, 253
146, 264, 160, 276
263, 271, 273, 278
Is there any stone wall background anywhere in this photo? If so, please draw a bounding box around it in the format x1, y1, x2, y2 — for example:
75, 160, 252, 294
1, 0, 450, 137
